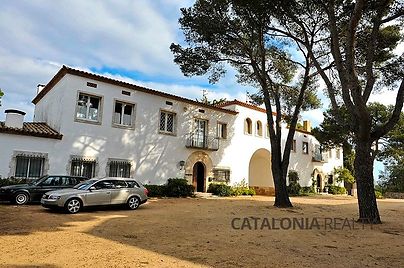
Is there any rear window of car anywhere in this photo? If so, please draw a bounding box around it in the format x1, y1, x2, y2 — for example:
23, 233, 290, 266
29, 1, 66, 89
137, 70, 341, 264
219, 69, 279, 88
126, 180, 140, 188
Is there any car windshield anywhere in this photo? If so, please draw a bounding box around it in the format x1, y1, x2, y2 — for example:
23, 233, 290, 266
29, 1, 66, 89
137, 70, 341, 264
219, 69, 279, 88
28, 176, 47, 185
73, 179, 98, 190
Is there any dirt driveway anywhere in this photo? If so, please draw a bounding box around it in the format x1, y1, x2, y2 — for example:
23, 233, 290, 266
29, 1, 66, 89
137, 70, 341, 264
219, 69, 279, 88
0, 195, 403, 268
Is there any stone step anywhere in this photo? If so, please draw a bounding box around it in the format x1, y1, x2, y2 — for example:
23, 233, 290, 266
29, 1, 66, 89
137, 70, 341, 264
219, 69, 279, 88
194, 192, 215, 198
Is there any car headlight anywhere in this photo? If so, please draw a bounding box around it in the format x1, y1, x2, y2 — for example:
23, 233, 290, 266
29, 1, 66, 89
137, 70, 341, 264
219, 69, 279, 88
48, 195, 61, 200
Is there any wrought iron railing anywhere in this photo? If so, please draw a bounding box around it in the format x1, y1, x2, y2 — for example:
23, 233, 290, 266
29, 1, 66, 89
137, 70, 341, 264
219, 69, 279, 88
312, 150, 327, 162
186, 133, 219, 151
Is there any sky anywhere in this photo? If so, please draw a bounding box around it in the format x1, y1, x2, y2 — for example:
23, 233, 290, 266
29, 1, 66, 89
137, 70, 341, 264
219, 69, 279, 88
0, 0, 402, 178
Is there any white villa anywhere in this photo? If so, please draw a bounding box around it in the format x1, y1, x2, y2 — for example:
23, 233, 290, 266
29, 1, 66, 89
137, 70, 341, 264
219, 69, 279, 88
0, 66, 343, 194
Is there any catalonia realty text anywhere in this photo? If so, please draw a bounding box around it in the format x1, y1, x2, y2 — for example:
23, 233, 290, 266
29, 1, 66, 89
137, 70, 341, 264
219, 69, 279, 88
231, 217, 374, 231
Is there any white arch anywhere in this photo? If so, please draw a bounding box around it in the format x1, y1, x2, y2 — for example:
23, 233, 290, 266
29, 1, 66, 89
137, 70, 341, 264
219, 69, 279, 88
248, 148, 274, 188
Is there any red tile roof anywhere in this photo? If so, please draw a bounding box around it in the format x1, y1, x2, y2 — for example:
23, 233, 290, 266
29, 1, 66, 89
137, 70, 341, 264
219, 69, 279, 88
32, 65, 238, 115
217, 100, 277, 116
0, 122, 63, 139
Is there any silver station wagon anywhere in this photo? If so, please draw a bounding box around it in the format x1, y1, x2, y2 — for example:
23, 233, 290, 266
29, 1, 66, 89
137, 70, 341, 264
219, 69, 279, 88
41, 177, 148, 214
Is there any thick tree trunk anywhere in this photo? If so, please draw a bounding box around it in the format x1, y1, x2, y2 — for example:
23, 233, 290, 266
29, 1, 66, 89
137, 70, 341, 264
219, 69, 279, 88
354, 141, 381, 224
272, 159, 293, 208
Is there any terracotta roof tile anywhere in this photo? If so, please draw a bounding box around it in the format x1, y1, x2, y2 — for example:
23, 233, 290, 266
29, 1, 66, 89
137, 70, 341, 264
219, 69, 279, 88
0, 122, 62, 139
217, 99, 277, 115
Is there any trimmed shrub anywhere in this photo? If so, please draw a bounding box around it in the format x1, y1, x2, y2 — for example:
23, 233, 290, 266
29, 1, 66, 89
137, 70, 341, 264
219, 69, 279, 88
144, 178, 194, 197
144, 185, 166, 197
165, 178, 194, 197
300, 186, 315, 195
207, 183, 232, 196
328, 185, 347, 195
287, 181, 301, 196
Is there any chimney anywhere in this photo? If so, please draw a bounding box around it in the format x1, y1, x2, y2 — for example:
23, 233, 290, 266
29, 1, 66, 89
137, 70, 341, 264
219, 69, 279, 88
37, 84, 45, 95
303, 120, 311, 132
4, 109, 26, 129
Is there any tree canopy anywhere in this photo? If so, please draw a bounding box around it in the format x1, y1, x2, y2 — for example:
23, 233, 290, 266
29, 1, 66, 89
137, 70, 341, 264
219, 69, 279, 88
171, 0, 322, 207
0, 89, 3, 106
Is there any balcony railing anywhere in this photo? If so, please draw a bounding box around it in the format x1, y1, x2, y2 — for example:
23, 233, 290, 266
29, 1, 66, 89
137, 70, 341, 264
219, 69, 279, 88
186, 133, 219, 151
312, 150, 327, 162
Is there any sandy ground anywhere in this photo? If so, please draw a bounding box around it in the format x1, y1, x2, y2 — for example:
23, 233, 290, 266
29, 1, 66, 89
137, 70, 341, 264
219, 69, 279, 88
0, 195, 403, 268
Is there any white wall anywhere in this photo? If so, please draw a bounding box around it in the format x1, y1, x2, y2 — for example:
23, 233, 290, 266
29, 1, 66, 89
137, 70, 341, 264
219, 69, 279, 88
31, 74, 235, 184
0, 133, 59, 178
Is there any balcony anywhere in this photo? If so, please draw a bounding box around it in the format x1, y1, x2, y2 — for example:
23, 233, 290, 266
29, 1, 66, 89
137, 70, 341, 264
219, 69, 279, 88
186, 133, 219, 151
312, 150, 327, 162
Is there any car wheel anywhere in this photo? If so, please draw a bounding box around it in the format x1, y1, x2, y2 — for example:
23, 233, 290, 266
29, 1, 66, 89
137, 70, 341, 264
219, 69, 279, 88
127, 196, 140, 210
15, 192, 29, 205
65, 198, 81, 214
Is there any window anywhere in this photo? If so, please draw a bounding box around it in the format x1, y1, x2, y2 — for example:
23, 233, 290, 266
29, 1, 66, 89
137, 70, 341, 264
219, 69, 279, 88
291, 140, 296, 152
112, 180, 128, 188
70, 158, 96, 178
109, 161, 131, 178
302, 142, 309, 154
328, 175, 334, 185
213, 169, 230, 183
126, 180, 140, 188
15, 156, 44, 179
256, 121, 263, 136
113, 101, 135, 127
76, 93, 102, 122
217, 122, 227, 139
93, 180, 115, 190
336, 149, 341, 159
40, 176, 59, 186
159, 110, 176, 134
245, 118, 252, 134
328, 150, 333, 159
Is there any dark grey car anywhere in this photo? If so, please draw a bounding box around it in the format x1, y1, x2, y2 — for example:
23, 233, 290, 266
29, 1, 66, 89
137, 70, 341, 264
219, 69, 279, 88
0, 175, 87, 205
41, 177, 148, 213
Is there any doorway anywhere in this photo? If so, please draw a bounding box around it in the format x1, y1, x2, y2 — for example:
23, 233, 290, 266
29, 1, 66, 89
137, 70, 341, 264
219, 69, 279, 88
193, 162, 205, 192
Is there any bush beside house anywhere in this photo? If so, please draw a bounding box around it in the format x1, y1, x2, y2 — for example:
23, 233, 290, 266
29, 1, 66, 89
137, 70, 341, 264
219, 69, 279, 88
207, 179, 255, 197
144, 178, 194, 197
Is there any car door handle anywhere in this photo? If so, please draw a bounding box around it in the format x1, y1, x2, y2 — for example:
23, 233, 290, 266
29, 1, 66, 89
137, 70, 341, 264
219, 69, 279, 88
106, 192, 111, 194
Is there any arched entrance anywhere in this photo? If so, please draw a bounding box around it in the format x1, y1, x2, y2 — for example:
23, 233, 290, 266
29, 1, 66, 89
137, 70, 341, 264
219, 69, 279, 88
316, 174, 322, 189
184, 151, 213, 192
249, 148, 274, 195
312, 168, 325, 193
193, 162, 205, 192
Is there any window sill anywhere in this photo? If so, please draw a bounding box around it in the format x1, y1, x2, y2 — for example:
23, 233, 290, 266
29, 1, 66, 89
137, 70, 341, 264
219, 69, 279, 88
75, 118, 101, 125
159, 131, 177, 136
112, 123, 135, 130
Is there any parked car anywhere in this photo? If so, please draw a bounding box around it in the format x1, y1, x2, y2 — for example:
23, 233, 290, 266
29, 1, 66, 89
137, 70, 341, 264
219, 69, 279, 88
0, 175, 87, 205
41, 177, 148, 214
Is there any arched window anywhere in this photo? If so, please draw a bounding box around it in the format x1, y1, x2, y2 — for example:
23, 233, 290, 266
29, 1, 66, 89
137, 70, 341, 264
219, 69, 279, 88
256, 121, 263, 136
244, 118, 252, 134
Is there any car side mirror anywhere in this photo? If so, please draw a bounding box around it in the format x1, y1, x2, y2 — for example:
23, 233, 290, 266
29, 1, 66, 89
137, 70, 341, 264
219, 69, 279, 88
89, 186, 96, 191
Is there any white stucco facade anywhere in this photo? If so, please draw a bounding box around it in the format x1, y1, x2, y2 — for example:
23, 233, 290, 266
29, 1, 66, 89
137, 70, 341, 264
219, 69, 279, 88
0, 66, 343, 194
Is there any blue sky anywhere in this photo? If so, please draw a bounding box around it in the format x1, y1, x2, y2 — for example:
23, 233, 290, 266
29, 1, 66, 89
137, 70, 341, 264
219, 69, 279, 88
0, 0, 401, 179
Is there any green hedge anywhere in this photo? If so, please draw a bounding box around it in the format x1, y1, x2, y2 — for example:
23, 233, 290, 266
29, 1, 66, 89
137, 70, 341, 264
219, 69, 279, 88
328, 185, 347, 195
287, 181, 301, 196
207, 183, 255, 196
207, 183, 232, 196
144, 178, 194, 198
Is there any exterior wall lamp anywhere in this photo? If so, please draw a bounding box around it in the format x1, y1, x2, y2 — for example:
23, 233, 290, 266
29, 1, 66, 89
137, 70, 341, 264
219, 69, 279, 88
179, 160, 185, 170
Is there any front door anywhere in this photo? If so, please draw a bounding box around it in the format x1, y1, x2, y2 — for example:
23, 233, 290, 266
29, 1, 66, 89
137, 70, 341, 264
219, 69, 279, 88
193, 162, 205, 192
194, 119, 207, 148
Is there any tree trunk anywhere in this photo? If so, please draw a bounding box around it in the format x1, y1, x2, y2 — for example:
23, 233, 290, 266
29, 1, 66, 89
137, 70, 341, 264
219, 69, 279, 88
272, 158, 293, 208
354, 141, 381, 224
